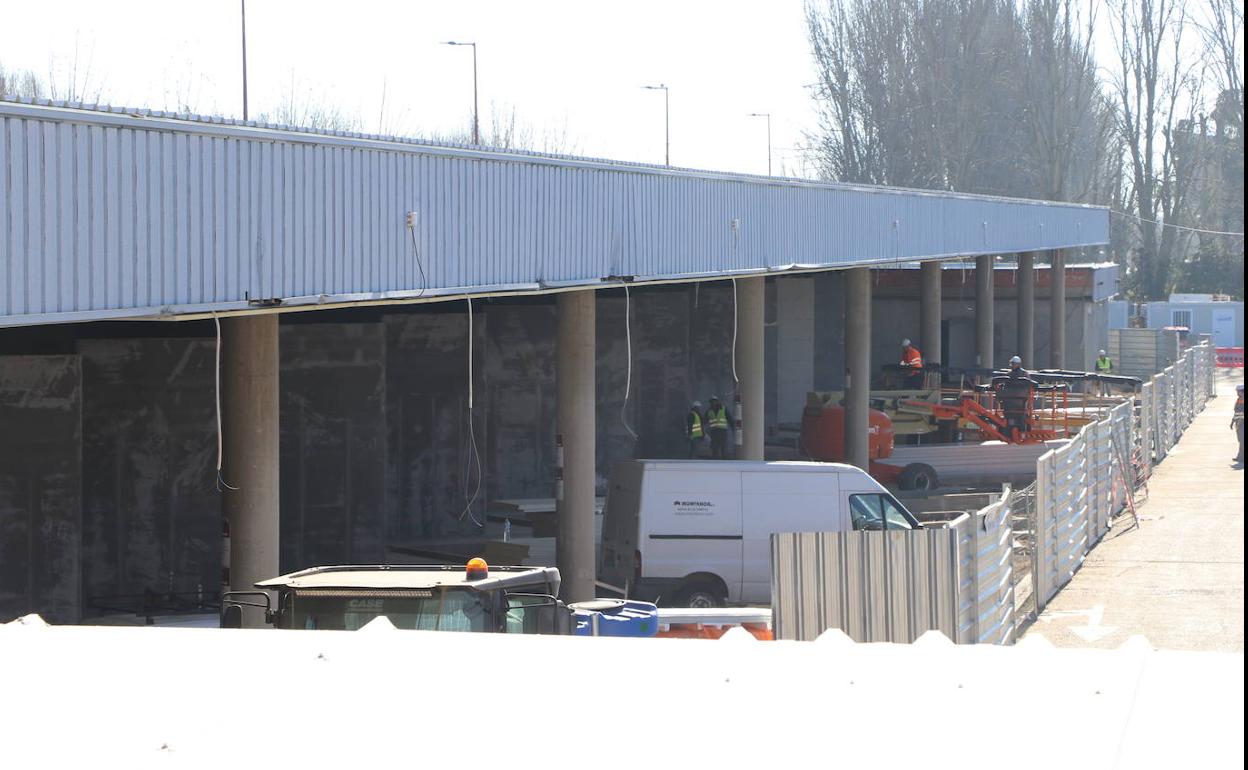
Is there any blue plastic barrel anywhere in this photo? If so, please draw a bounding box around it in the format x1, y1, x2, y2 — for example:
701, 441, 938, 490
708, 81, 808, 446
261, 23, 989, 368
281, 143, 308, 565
569, 599, 658, 637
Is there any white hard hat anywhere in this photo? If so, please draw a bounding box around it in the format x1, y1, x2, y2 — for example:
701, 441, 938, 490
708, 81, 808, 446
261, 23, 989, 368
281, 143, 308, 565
692, 400, 703, 408
901, 338, 911, 347
1098, 349, 1107, 356
1010, 356, 1022, 366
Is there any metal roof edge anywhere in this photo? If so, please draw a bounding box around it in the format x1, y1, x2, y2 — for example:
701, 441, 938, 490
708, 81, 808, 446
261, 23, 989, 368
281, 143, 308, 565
0, 97, 1108, 212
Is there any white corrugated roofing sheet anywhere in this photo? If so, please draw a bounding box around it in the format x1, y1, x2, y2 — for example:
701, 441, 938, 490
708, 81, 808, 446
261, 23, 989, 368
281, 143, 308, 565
0, 616, 1240, 767
1, 98, 1109, 327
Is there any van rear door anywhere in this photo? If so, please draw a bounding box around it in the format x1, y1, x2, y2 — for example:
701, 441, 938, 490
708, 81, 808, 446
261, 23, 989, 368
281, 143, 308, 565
641, 465, 743, 601
741, 469, 842, 603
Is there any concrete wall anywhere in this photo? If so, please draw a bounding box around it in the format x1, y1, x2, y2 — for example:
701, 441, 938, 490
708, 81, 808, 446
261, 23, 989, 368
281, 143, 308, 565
0, 267, 1113, 622
280, 323, 387, 569
0, 284, 746, 620
78, 340, 218, 615
0, 356, 82, 623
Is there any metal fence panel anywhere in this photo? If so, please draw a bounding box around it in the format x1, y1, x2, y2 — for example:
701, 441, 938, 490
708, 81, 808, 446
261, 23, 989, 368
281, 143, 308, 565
770, 494, 1014, 645
1033, 342, 1213, 613
971, 496, 1016, 644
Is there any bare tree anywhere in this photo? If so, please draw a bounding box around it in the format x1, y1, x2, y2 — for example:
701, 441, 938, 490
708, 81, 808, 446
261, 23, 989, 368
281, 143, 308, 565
0, 62, 44, 99
1200, 0, 1244, 129
258, 74, 362, 132
1109, 0, 1203, 298
1020, 0, 1108, 201
805, 0, 1112, 202
430, 102, 581, 155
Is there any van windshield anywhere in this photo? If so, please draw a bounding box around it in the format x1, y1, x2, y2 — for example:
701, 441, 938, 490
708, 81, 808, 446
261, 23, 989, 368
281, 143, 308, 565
849, 494, 919, 530
284, 587, 494, 632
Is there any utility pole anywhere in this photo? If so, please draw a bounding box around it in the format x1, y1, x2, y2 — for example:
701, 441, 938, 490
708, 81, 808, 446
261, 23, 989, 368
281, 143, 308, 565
442, 41, 480, 144
748, 113, 771, 175
240, 0, 249, 120
642, 84, 670, 166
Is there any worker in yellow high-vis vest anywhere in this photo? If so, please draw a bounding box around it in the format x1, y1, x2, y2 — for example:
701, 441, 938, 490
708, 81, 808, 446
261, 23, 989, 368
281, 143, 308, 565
1095, 349, 1114, 396
704, 396, 732, 459
686, 400, 705, 458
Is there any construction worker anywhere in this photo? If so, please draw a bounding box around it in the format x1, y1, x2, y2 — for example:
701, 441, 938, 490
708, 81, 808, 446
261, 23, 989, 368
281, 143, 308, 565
1095, 350, 1114, 397
998, 356, 1035, 438
1095, 349, 1114, 374
704, 396, 732, 459
899, 338, 924, 388
686, 401, 705, 458
1007, 355, 1027, 378
1232, 383, 1244, 465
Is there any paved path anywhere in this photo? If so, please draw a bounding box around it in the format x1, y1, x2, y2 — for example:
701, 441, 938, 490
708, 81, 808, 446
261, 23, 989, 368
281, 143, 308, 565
1026, 370, 1244, 651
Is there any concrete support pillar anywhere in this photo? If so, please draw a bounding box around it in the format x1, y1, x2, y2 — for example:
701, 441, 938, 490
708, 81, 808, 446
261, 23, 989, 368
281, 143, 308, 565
1049, 249, 1066, 369
844, 268, 871, 471
976, 254, 995, 370
775, 278, 815, 426
920, 261, 942, 366
1017, 252, 1036, 368
736, 276, 765, 461
221, 314, 280, 629
556, 290, 596, 604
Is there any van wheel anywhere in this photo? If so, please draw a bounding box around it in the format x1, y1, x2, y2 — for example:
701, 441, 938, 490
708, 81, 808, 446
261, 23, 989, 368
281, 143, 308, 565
672, 579, 726, 609
899, 463, 938, 492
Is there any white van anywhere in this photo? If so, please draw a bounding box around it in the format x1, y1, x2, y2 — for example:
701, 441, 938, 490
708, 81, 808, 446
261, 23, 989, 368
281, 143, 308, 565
598, 460, 921, 608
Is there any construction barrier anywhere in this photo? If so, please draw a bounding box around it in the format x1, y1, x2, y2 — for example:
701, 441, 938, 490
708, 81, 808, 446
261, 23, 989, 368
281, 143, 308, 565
1216, 347, 1244, 368
771, 489, 1015, 644
770, 343, 1215, 639
1035, 342, 1214, 611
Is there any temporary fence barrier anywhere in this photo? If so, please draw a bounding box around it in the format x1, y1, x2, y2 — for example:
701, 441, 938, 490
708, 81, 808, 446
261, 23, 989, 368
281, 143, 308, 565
1034, 343, 1213, 610
771, 489, 1014, 644
1216, 347, 1244, 368
770, 344, 1215, 639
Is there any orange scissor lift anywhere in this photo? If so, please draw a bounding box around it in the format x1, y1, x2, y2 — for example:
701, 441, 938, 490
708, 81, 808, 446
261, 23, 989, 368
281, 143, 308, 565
907, 378, 1073, 444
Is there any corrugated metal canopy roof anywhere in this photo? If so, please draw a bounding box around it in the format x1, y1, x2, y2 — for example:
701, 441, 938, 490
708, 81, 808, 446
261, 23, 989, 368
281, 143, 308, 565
1, 98, 1109, 327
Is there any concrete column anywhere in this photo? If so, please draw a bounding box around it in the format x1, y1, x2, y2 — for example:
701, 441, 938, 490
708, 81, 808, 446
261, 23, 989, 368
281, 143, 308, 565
1017, 252, 1036, 368
221, 314, 280, 629
736, 276, 766, 460
556, 290, 596, 604
919, 260, 942, 366
775, 278, 815, 426
844, 268, 871, 471
976, 255, 995, 370
1049, 249, 1066, 369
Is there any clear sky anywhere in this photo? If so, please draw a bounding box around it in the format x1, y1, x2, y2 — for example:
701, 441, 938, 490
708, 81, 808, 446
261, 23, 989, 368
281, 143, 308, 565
0, 0, 823, 176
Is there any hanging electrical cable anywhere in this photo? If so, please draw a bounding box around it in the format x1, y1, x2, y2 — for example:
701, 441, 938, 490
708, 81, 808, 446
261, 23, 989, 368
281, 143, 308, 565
457, 297, 483, 527
213, 312, 237, 492
731, 278, 740, 384
731, 277, 743, 449
620, 283, 639, 441
405, 212, 429, 297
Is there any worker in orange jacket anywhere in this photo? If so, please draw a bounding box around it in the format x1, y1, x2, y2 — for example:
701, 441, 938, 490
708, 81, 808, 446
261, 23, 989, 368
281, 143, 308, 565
900, 338, 924, 388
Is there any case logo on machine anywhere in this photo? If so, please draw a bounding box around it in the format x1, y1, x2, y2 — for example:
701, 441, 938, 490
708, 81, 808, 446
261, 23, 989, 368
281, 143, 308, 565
672, 499, 714, 515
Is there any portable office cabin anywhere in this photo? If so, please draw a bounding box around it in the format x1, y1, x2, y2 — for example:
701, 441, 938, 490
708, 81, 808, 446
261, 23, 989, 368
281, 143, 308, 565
1141, 298, 1244, 348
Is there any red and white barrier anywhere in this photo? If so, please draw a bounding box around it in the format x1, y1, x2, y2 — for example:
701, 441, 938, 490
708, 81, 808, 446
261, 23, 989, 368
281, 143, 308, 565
1215, 347, 1244, 368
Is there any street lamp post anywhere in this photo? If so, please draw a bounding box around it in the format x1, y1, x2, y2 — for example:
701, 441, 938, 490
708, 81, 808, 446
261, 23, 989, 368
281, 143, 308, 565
642, 84, 669, 166
748, 113, 771, 176
240, 0, 249, 120
442, 41, 479, 144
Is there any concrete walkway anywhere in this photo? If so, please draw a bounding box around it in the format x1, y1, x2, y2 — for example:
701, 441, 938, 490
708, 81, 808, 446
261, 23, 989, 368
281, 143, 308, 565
1026, 370, 1245, 651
